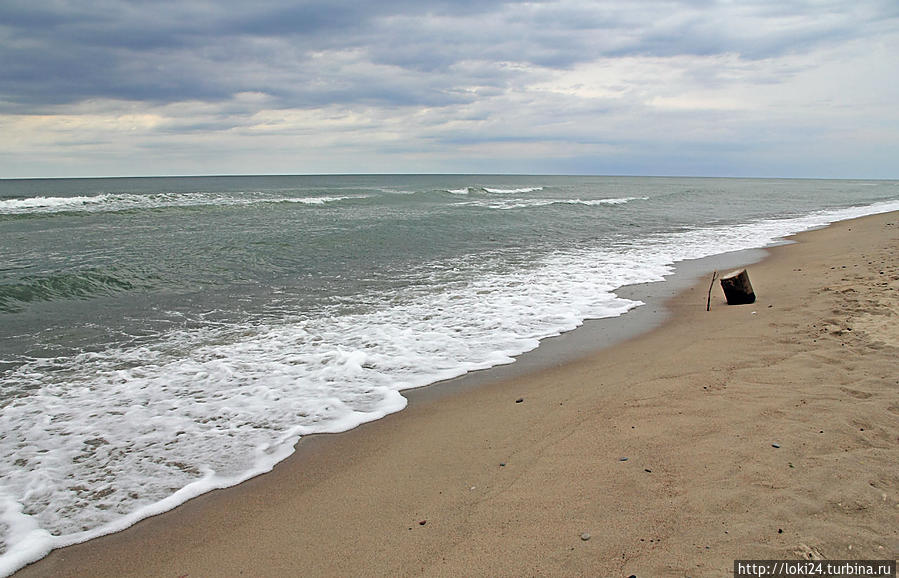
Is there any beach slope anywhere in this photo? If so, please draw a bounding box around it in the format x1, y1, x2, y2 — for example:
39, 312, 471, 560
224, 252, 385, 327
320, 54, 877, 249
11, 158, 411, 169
16, 211, 898, 577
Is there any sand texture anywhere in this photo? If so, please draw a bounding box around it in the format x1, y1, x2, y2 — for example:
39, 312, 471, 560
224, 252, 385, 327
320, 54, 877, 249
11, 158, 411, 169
15, 212, 898, 577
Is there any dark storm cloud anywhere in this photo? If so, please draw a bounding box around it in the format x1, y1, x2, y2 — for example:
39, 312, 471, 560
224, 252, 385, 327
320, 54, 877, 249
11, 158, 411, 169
0, 0, 894, 113
0, 0, 518, 109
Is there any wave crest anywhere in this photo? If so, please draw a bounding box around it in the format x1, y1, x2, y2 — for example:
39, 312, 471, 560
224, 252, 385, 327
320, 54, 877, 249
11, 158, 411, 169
0, 270, 142, 312
460, 196, 648, 210
443, 186, 545, 196
0, 193, 358, 216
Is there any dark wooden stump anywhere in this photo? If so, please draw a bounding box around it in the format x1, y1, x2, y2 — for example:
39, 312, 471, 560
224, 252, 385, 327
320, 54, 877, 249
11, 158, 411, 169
720, 268, 756, 305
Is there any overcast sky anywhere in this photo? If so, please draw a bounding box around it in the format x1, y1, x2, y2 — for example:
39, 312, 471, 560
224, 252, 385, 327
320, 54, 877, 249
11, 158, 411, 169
1, 0, 897, 178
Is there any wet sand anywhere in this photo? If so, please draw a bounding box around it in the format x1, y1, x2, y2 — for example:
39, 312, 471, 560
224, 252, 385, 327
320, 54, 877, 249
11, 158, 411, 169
15, 211, 898, 577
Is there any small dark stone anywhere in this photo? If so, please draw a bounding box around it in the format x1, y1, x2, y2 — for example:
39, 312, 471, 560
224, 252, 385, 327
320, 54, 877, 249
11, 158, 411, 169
619, 457, 628, 461
419, 520, 427, 525
644, 469, 652, 473
772, 443, 781, 448
499, 462, 506, 467
515, 398, 524, 403
778, 528, 783, 534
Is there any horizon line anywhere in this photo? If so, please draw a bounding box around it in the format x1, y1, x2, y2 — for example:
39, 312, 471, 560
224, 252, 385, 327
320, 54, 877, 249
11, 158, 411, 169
2, 172, 897, 182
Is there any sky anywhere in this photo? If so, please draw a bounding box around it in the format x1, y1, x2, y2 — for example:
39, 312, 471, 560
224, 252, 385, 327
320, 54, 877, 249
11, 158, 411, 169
1, 0, 897, 179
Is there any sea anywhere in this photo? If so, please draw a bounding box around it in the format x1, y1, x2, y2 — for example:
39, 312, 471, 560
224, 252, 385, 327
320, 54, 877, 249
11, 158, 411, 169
1, 175, 898, 574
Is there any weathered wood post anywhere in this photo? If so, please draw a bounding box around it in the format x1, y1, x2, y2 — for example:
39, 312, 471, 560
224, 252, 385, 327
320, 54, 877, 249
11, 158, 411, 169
719, 268, 756, 305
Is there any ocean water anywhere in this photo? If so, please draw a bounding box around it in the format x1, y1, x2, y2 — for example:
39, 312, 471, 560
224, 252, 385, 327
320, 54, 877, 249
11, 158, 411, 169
1, 175, 898, 573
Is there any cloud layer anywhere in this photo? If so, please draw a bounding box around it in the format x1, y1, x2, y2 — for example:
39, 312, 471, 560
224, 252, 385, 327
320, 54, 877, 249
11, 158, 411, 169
2, 0, 897, 178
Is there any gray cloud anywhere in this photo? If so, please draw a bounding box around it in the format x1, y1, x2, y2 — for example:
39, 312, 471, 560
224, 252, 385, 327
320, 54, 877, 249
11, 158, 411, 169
2, 0, 894, 112
1, 0, 897, 178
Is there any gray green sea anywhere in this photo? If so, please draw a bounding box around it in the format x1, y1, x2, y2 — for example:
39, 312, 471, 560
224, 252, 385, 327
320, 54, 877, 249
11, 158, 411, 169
1, 174, 898, 573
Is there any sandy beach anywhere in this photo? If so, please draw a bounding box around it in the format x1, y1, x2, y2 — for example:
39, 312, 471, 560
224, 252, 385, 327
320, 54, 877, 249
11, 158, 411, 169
15, 211, 898, 577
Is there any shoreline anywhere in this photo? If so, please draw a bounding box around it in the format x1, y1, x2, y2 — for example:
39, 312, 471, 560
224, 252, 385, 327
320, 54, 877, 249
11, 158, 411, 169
415, 244, 772, 400
14, 211, 899, 577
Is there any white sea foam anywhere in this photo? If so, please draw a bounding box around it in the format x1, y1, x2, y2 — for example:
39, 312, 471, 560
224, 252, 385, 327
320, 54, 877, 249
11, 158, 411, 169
0, 194, 120, 213
445, 186, 545, 196
0, 193, 357, 215
460, 196, 647, 210
378, 188, 418, 195
482, 187, 544, 194
2, 198, 898, 576
570, 196, 648, 205
280, 195, 359, 205
459, 198, 556, 209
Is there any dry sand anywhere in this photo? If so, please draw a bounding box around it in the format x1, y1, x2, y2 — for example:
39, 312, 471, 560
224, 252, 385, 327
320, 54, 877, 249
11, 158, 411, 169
15, 212, 898, 577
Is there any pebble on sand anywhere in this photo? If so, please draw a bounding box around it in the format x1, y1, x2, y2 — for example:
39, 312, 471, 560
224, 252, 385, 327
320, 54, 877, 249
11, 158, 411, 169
580, 533, 591, 541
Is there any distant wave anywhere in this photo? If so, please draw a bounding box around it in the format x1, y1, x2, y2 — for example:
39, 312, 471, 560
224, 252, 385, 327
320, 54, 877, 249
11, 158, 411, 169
444, 186, 545, 196
279, 196, 360, 205
0, 193, 360, 216
461, 196, 647, 210
570, 196, 648, 205
377, 188, 418, 195
0, 194, 119, 213
482, 187, 544, 194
